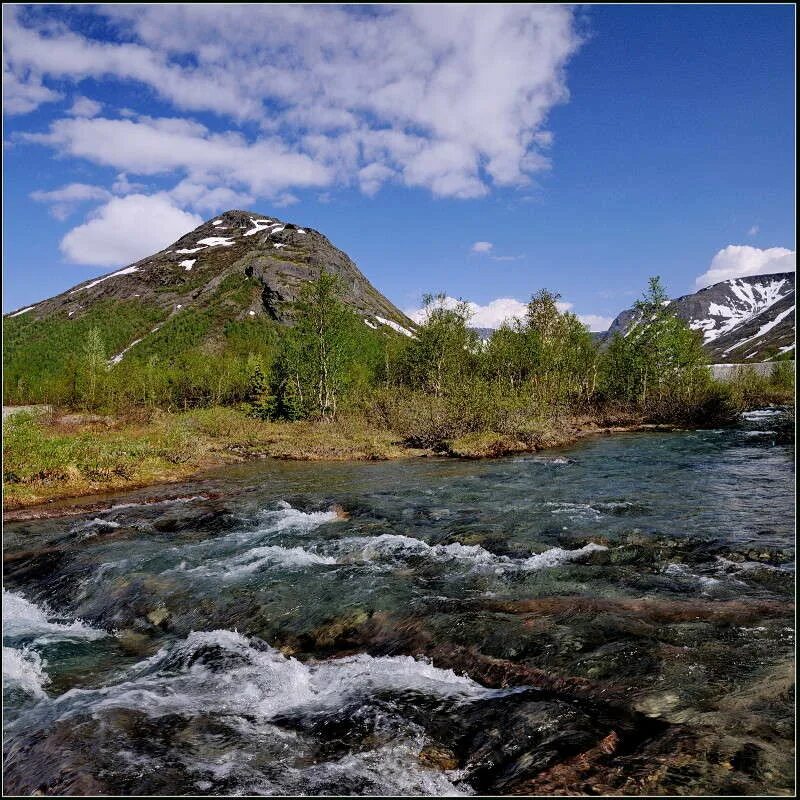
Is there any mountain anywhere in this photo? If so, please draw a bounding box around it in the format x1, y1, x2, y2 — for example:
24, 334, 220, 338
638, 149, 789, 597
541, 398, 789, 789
605, 273, 795, 362
4, 210, 415, 383
6, 210, 414, 331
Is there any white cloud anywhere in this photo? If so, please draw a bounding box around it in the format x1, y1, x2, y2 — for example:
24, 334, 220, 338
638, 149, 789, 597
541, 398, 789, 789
470, 242, 524, 261
60, 194, 202, 267
110, 173, 145, 194
23, 115, 333, 199
406, 296, 526, 328
695, 245, 796, 289
6, 5, 581, 199
167, 179, 255, 214
404, 295, 609, 331
747, 225, 759, 237
30, 182, 111, 219
577, 314, 613, 332
68, 95, 102, 117
2, 64, 62, 115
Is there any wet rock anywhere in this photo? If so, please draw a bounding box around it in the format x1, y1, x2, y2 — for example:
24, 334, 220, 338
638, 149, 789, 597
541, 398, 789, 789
479, 596, 793, 626
418, 744, 459, 771
311, 609, 370, 648
116, 628, 155, 656
730, 742, 767, 780
146, 606, 171, 627
634, 690, 682, 718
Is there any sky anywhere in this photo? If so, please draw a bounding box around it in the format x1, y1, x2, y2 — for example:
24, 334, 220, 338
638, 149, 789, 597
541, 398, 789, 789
2, 4, 796, 328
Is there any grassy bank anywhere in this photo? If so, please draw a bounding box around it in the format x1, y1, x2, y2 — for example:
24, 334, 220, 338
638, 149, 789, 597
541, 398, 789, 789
2, 405, 657, 512
5, 381, 793, 513
2, 407, 423, 511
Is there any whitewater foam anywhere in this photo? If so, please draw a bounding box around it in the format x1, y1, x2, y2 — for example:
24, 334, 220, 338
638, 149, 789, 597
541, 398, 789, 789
105, 495, 208, 512
741, 409, 783, 419
253, 504, 343, 535
2, 589, 107, 644
521, 542, 607, 570
51, 630, 495, 724
176, 545, 337, 578
335, 534, 606, 573
2, 645, 49, 698
156, 503, 345, 577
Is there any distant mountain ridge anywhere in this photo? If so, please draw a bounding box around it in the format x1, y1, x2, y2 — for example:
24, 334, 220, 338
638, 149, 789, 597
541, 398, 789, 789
5, 216, 793, 373
605, 273, 795, 362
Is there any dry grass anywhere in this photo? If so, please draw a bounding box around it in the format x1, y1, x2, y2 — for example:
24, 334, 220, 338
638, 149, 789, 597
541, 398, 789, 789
2, 407, 419, 510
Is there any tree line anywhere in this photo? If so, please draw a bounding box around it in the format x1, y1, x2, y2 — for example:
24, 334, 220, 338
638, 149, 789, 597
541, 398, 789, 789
6, 272, 791, 438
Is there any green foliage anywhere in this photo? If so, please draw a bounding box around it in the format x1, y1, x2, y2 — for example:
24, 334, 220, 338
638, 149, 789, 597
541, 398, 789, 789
600, 276, 709, 410
3, 412, 152, 485
273, 272, 382, 420
3, 301, 165, 406
392, 294, 479, 397
82, 326, 107, 410
244, 357, 277, 420
770, 360, 794, 390
5, 273, 791, 452
480, 289, 598, 408
3, 275, 287, 411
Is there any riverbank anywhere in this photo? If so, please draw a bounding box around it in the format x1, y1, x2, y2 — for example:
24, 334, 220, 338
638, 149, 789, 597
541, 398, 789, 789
4, 417, 794, 796
1, 404, 686, 515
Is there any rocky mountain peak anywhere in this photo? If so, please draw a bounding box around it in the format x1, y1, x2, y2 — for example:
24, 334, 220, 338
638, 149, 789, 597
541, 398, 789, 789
6, 210, 415, 331
605, 272, 795, 362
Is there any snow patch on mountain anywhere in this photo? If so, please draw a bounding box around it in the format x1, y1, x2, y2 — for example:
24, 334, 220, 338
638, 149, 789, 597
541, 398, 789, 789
196, 236, 235, 248
607, 272, 794, 361
376, 316, 414, 337
70, 265, 139, 294
110, 337, 144, 365
9, 305, 36, 317
691, 277, 791, 344
723, 304, 795, 355
243, 218, 274, 236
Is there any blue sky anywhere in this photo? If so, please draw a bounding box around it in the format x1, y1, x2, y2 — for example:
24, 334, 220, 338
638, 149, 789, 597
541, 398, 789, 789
3, 4, 795, 327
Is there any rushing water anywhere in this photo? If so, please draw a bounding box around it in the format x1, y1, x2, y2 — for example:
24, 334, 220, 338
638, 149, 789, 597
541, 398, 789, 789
3, 410, 795, 795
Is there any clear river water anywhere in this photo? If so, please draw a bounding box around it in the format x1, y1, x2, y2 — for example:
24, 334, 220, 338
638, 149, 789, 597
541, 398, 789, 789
2, 409, 794, 795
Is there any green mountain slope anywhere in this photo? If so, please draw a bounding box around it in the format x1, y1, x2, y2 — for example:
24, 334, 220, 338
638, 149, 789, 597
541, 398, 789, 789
4, 210, 415, 403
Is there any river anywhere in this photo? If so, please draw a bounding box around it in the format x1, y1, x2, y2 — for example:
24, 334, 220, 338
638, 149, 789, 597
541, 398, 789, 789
2, 409, 794, 795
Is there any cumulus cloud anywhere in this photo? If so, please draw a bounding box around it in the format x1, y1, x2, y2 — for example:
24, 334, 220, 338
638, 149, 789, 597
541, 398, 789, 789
67, 95, 102, 117
30, 182, 111, 220
471, 241, 494, 254
2, 64, 62, 115
60, 194, 202, 267
576, 314, 613, 332
167, 179, 255, 214
404, 295, 609, 331
695, 245, 796, 289
6, 4, 581, 199
110, 173, 145, 194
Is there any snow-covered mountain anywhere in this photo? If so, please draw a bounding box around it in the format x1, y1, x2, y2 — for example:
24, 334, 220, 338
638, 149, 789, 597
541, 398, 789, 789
606, 273, 795, 362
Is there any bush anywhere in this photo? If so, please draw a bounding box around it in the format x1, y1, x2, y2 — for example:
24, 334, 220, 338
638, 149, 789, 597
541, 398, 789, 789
770, 361, 795, 391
